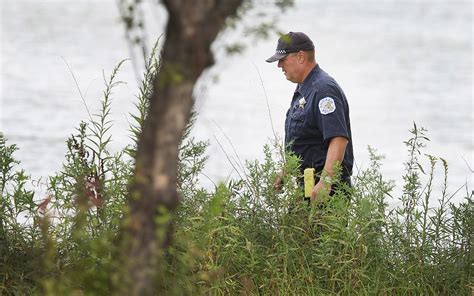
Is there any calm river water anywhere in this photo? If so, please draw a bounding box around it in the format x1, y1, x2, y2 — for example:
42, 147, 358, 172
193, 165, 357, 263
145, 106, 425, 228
1, 0, 472, 204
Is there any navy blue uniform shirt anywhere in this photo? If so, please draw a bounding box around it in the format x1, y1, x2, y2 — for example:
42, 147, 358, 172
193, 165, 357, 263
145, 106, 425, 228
284, 64, 353, 177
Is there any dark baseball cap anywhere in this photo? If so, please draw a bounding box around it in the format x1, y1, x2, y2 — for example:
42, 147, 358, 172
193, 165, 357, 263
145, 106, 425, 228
266, 31, 315, 63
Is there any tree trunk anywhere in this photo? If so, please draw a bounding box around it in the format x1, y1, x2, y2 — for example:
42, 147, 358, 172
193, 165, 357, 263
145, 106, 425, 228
117, 1, 243, 294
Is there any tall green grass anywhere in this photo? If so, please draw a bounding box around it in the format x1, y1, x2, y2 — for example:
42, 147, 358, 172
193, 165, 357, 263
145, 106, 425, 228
174, 129, 472, 295
0, 45, 472, 294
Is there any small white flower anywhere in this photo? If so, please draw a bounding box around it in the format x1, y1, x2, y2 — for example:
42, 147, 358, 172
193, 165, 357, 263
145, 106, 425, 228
298, 97, 306, 108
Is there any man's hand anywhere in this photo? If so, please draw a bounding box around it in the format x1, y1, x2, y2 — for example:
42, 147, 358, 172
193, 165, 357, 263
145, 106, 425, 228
310, 180, 331, 202
311, 136, 347, 201
273, 170, 285, 192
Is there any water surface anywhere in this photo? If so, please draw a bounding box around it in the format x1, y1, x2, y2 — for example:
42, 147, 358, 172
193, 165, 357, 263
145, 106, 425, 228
1, 0, 472, 204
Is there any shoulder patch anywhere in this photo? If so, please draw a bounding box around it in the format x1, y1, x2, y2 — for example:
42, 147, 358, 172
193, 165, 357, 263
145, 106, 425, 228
319, 97, 336, 115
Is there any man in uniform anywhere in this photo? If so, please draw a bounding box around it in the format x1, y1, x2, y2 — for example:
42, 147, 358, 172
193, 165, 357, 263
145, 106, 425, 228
266, 32, 354, 201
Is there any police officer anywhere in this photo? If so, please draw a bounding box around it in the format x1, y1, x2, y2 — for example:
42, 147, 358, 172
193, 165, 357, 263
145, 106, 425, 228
266, 32, 354, 201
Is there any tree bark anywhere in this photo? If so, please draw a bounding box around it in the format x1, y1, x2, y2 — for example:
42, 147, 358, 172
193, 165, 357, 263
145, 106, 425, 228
118, 1, 243, 294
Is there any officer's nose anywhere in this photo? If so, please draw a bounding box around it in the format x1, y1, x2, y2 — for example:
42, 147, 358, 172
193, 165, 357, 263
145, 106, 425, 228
277, 60, 283, 68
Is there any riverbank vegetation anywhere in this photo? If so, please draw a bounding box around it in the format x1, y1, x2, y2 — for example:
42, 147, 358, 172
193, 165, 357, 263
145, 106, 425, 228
1, 57, 472, 295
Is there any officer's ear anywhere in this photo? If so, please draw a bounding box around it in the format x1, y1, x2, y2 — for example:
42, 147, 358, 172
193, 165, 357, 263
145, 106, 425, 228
297, 51, 306, 64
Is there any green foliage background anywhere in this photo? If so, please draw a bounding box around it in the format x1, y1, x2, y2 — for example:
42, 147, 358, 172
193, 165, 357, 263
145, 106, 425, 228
0, 51, 472, 295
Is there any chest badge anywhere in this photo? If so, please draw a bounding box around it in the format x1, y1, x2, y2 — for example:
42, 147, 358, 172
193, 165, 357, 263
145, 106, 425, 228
298, 97, 306, 108
319, 97, 336, 115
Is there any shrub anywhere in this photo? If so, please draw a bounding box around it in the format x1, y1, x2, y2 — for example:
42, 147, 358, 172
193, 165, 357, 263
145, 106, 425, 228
0, 133, 42, 295
0, 49, 471, 295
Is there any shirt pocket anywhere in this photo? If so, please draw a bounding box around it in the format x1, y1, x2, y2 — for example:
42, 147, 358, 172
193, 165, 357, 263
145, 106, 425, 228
289, 107, 306, 137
